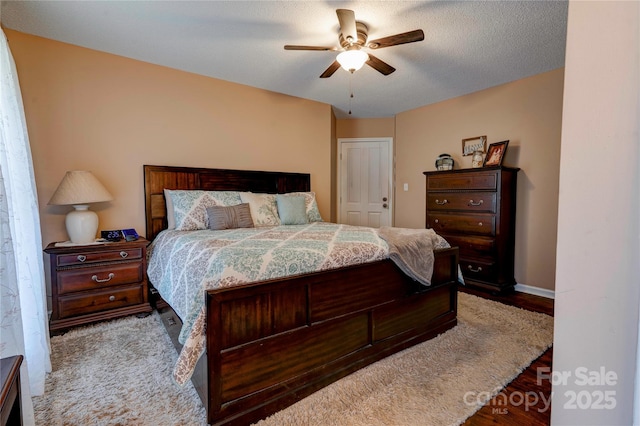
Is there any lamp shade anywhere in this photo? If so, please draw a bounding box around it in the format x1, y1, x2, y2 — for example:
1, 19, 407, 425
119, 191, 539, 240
48, 171, 113, 244
337, 49, 369, 73
48, 170, 113, 206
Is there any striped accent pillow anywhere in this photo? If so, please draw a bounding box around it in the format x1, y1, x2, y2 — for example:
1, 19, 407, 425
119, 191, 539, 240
206, 203, 254, 230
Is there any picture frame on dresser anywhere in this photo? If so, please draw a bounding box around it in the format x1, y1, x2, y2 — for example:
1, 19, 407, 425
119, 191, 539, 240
484, 140, 509, 167
462, 135, 487, 156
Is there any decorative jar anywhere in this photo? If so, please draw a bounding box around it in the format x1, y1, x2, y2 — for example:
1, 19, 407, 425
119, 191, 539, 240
472, 151, 484, 168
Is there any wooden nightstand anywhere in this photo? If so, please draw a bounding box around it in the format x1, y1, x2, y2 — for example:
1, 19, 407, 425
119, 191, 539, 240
44, 238, 152, 334
1, 355, 23, 426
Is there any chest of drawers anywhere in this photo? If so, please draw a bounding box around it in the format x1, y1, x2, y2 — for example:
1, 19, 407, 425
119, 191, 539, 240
45, 238, 152, 334
424, 167, 519, 293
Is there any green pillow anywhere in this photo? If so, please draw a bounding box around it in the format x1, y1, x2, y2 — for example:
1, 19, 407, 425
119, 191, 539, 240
276, 195, 309, 225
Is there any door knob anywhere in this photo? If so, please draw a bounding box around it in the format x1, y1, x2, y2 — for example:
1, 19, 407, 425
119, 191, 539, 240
383, 203, 388, 208
382, 197, 388, 202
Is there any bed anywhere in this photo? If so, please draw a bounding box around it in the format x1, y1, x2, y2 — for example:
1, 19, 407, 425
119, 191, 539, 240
143, 164, 459, 425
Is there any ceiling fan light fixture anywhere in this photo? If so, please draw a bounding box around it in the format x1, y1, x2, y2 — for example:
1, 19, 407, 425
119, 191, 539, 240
337, 49, 369, 73
285, 9, 423, 78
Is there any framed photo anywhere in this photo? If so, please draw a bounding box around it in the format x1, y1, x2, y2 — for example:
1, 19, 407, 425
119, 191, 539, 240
483, 140, 509, 167
462, 136, 487, 156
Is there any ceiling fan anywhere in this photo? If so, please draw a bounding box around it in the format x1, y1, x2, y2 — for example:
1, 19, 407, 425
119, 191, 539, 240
284, 9, 424, 78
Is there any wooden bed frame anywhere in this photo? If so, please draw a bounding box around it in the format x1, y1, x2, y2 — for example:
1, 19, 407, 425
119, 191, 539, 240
143, 165, 459, 425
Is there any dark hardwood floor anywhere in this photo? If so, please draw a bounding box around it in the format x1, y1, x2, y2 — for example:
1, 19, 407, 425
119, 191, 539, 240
461, 285, 554, 426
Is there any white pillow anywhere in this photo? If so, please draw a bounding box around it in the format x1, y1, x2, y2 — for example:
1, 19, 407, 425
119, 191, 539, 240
165, 190, 242, 231
239, 192, 281, 227
164, 189, 176, 229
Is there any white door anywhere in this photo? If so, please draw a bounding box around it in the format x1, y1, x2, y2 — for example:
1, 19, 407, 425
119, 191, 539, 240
338, 138, 393, 227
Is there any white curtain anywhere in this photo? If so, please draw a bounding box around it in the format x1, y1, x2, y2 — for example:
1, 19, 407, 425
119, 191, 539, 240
0, 28, 51, 424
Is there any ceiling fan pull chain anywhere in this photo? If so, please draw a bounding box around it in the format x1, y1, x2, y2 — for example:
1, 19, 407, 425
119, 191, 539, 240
348, 73, 354, 115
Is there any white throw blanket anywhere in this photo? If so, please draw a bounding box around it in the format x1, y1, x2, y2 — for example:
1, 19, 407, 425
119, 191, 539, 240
377, 227, 450, 286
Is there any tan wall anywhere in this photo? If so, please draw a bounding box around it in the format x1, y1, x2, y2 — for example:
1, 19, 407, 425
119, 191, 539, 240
395, 69, 564, 291
6, 30, 333, 246
336, 117, 395, 139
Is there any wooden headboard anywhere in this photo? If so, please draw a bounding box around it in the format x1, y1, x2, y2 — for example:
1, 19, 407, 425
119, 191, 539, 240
143, 165, 311, 241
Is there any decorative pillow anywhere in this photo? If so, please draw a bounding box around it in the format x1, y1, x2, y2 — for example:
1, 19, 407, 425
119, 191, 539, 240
165, 190, 242, 231
206, 204, 254, 230
239, 192, 281, 227
164, 189, 176, 229
281, 192, 323, 222
276, 194, 308, 225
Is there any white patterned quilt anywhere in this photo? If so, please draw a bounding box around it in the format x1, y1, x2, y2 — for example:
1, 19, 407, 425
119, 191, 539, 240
147, 222, 389, 384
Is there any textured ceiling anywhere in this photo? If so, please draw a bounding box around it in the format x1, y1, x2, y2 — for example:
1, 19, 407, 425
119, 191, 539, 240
1, 1, 568, 119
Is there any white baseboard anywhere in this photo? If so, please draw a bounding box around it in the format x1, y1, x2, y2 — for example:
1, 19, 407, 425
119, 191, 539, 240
515, 283, 555, 299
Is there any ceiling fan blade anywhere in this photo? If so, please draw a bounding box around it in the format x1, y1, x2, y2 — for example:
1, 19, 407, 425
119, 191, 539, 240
367, 29, 425, 49
320, 61, 341, 78
336, 9, 358, 44
284, 45, 337, 51
366, 54, 396, 76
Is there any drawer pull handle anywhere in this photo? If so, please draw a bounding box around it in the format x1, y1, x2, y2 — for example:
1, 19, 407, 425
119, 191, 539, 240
120, 251, 128, 258
467, 265, 483, 273
478, 222, 483, 227
109, 295, 116, 302
434, 219, 439, 224
92, 273, 115, 283
435, 199, 448, 205
77, 255, 86, 262
469, 200, 484, 206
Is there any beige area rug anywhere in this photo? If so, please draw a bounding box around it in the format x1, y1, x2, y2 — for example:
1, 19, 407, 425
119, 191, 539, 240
33, 293, 553, 426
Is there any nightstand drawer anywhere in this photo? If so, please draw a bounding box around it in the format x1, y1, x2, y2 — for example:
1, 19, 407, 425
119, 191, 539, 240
58, 284, 145, 318
57, 262, 144, 294
56, 247, 143, 267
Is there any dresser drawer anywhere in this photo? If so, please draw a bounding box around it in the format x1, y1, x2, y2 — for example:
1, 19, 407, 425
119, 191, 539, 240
57, 262, 144, 294
428, 213, 496, 236
427, 192, 497, 213
427, 171, 498, 191
57, 284, 145, 319
441, 234, 496, 258
460, 258, 497, 282
56, 247, 143, 267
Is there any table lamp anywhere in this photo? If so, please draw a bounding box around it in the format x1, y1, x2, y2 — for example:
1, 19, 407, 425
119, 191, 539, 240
48, 171, 113, 244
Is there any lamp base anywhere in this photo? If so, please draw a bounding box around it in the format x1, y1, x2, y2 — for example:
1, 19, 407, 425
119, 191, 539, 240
66, 205, 99, 244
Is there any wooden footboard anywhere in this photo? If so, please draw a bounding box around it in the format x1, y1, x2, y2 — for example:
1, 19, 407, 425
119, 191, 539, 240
204, 248, 458, 425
